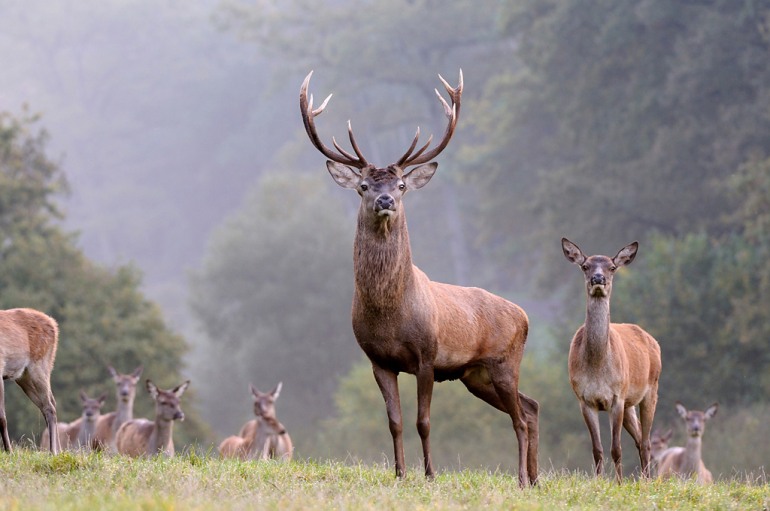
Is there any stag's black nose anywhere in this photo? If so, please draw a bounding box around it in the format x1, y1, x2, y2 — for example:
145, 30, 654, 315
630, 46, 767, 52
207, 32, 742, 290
375, 194, 395, 211
590, 274, 606, 286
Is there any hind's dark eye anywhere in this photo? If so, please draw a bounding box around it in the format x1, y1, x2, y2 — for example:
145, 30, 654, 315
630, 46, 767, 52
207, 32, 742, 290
398, 183, 406, 191
360, 183, 368, 191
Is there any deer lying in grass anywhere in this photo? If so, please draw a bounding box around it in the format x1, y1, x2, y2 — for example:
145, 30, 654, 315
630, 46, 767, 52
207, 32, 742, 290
219, 382, 292, 461
0, 308, 60, 453
300, 71, 539, 487
115, 379, 189, 457
94, 365, 143, 451
658, 402, 718, 484
41, 390, 107, 451
562, 239, 662, 481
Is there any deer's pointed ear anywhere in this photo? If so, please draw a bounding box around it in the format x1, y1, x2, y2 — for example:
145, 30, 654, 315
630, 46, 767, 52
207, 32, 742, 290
173, 380, 190, 398
271, 382, 283, 400
326, 161, 361, 189
249, 383, 260, 400
662, 428, 674, 441
675, 401, 687, 419
108, 365, 119, 380
561, 238, 586, 265
80, 389, 88, 402
403, 163, 437, 190
146, 380, 158, 400
98, 393, 108, 405
705, 403, 718, 419
613, 241, 638, 267
132, 365, 144, 379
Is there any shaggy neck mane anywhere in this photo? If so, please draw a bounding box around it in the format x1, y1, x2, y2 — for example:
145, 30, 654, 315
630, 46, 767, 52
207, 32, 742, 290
353, 210, 413, 310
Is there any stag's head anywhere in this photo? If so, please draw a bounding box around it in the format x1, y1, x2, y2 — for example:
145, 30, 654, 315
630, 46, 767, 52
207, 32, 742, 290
250, 382, 282, 421
146, 379, 189, 423
562, 239, 638, 298
79, 390, 107, 423
108, 365, 143, 403
676, 402, 718, 438
299, 71, 462, 231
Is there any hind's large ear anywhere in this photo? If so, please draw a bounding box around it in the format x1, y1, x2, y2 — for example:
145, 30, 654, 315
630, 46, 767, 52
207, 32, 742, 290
613, 241, 638, 267
704, 403, 718, 420
146, 380, 158, 400
173, 380, 190, 398
562, 238, 586, 266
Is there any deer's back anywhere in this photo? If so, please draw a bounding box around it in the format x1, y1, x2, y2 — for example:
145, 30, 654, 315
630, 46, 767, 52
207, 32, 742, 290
115, 419, 156, 457
219, 435, 250, 459
270, 432, 293, 461
658, 446, 711, 483
0, 309, 58, 378
94, 412, 117, 449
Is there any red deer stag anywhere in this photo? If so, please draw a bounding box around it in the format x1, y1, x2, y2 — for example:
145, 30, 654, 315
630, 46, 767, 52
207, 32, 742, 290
115, 379, 189, 457
562, 239, 662, 481
658, 402, 718, 484
300, 71, 539, 486
0, 308, 60, 453
94, 365, 143, 451
41, 390, 107, 451
219, 382, 292, 461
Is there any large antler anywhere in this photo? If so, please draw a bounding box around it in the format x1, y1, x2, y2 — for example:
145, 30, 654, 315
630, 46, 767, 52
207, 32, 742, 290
300, 71, 369, 169
396, 70, 463, 169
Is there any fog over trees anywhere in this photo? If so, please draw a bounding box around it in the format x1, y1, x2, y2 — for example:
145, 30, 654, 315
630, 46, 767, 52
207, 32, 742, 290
1, 0, 769, 476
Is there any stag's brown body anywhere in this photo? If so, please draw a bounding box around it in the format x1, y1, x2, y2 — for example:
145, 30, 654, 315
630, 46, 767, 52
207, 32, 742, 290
300, 71, 538, 486
0, 308, 60, 453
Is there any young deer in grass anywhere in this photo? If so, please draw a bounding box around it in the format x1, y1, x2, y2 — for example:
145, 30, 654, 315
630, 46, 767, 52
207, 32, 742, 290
115, 379, 189, 457
650, 427, 673, 476
562, 239, 662, 481
301, 71, 539, 486
658, 402, 718, 484
41, 390, 107, 451
93, 365, 143, 451
219, 382, 292, 461
0, 308, 60, 453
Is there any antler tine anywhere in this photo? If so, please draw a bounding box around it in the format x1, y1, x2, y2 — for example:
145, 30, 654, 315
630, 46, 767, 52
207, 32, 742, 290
299, 71, 369, 168
399, 69, 463, 169
396, 127, 421, 166
347, 120, 369, 164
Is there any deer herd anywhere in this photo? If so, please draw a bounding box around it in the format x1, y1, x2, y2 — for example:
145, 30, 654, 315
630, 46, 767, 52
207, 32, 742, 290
0, 70, 728, 486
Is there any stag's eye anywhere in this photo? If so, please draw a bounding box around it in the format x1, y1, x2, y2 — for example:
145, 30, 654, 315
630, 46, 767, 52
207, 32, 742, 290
398, 183, 406, 191
610, 266, 617, 272
581, 264, 589, 271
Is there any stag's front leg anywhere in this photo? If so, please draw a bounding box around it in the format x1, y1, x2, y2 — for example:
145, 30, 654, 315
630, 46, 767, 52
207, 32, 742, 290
415, 367, 435, 478
372, 364, 405, 478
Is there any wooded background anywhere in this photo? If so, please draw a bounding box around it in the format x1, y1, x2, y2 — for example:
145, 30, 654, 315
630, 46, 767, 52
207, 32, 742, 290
1, 0, 768, 477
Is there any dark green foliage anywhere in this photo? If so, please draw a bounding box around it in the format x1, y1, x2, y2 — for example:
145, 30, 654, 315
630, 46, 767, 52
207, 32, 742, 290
189, 171, 357, 453
0, 110, 207, 446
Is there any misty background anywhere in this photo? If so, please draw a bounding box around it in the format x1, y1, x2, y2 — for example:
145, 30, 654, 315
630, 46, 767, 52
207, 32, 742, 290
1, 0, 769, 478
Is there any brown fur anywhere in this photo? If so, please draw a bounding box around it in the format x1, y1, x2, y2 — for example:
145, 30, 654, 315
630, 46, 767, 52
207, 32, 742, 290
93, 365, 143, 452
562, 239, 662, 481
658, 402, 717, 484
300, 72, 539, 486
219, 383, 292, 461
115, 379, 188, 457
0, 308, 60, 453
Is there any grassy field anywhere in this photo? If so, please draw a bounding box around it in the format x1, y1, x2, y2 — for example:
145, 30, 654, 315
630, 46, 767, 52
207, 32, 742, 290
0, 449, 767, 510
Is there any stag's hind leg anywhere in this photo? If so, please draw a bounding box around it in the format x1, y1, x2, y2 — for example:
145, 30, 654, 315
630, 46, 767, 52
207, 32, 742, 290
415, 367, 435, 478
372, 363, 405, 478
461, 370, 539, 485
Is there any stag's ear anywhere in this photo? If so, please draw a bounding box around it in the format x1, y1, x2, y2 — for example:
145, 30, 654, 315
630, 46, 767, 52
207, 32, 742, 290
403, 163, 437, 190
173, 380, 190, 398
675, 401, 688, 419
146, 380, 158, 400
326, 161, 361, 189
613, 241, 638, 267
561, 238, 586, 266
704, 403, 718, 420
